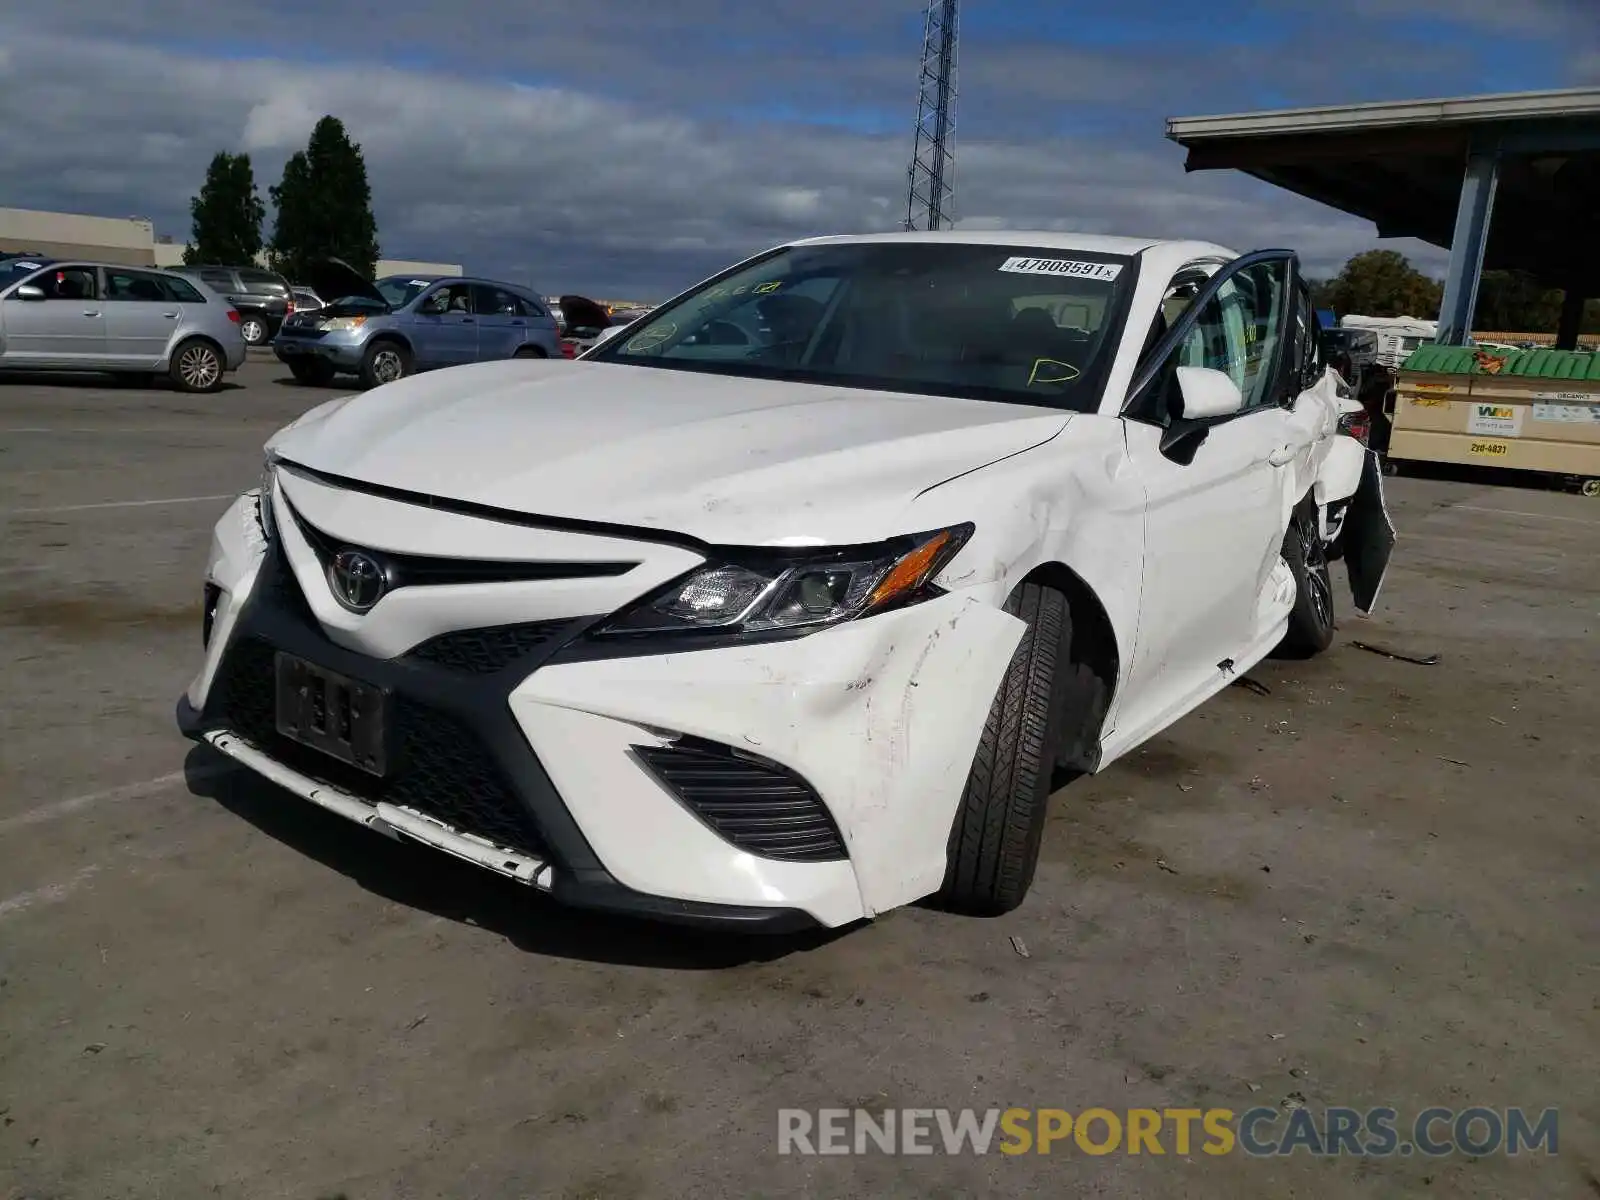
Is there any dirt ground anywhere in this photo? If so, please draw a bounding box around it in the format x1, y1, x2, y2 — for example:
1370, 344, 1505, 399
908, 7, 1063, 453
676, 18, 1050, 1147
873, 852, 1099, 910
1, 362, 1596, 1199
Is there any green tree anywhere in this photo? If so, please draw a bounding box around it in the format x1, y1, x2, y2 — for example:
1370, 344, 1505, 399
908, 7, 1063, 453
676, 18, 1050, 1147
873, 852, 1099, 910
267, 115, 380, 281
184, 151, 265, 266
1321, 250, 1443, 320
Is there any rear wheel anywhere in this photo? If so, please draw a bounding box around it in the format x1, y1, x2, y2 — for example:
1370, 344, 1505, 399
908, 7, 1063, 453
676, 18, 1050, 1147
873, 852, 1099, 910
513, 346, 545, 359
239, 316, 269, 346
937, 583, 1072, 916
1277, 504, 1336, 658
169, 338, 224, 393
359, 339, 411, 389
287, 358, 335, 386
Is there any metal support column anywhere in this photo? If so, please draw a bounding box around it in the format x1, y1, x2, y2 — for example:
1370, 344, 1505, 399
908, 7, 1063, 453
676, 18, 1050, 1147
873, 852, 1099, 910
1434, 150, 1500, 346
1555, 286, 1586, 351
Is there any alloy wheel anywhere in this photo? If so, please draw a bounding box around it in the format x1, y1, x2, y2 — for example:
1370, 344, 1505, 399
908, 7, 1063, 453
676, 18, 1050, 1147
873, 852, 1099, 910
372, 349, 403, 383
1301, 516, 1333, 628
179, 345, 220, 390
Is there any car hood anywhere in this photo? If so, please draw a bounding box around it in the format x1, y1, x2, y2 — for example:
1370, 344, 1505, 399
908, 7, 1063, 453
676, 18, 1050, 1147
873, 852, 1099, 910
303, 258, 387, 309
267, 359, 1072, 545
558, 294, 610, 334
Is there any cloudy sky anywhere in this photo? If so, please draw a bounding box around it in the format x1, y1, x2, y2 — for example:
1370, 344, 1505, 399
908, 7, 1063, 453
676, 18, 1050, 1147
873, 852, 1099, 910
2, 0, 1595, 298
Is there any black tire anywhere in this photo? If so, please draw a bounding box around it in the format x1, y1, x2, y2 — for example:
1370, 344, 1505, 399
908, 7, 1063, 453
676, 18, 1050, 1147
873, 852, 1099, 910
513, 345, 546, 359
287, 358, 335, 386
169, 338, 224, 393
937, 583, 1072, 916
239, 315, 269, 346
359, 338, 411, 389
1277, 504, 1336, 658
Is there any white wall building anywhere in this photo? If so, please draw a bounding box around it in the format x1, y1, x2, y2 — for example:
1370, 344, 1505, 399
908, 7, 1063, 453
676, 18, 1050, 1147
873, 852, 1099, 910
1, 205, 459, 277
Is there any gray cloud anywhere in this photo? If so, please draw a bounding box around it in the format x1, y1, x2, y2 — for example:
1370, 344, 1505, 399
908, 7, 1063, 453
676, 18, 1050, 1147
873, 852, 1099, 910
6, 4, 1571, 297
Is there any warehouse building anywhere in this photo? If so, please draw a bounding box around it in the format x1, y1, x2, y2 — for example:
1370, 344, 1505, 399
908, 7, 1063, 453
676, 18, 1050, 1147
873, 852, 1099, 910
0, 205, 460, 277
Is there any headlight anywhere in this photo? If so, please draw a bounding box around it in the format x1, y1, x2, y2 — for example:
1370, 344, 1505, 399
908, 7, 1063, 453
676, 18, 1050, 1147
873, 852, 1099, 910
591, 524, 973, 639
321, 315, 367, 332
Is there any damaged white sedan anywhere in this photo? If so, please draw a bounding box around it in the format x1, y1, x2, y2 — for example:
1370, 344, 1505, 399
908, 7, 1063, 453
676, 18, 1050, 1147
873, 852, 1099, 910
179, 232, 1393, 931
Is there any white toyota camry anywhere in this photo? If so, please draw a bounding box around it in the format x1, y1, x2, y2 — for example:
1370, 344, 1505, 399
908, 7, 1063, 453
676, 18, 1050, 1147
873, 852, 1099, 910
179, 231, 1394, 932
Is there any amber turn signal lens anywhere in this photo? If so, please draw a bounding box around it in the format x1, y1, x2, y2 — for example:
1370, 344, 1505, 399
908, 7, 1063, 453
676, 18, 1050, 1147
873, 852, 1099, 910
868, 529, 952, 609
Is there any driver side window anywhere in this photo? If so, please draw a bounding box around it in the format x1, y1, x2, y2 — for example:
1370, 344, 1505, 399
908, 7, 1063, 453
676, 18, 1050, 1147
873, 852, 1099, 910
421, 284, 472, 314
1171, 260, 1288, 412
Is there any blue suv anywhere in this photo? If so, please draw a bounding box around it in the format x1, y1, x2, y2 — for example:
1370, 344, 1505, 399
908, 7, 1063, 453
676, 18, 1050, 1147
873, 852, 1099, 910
273, 259, 562, 388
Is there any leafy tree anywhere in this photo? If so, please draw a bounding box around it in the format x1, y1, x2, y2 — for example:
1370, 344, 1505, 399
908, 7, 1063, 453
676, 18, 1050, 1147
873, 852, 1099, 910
184, 152, 265, 266
1320, 250, 1442, 320
267, 115, 380, 281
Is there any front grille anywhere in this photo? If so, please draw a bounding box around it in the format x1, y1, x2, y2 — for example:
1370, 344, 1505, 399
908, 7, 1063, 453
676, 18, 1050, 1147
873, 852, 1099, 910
407, 621, 572, 674
211, 637, 549, 859
636, 741, 847, 862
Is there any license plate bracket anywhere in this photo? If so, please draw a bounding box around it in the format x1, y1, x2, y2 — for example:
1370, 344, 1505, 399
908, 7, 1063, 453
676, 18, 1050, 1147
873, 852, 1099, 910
274, 651, 390, 776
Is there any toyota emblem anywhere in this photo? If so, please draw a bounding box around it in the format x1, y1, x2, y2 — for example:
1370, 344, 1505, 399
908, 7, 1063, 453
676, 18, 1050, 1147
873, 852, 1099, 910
328, 549, 387, 613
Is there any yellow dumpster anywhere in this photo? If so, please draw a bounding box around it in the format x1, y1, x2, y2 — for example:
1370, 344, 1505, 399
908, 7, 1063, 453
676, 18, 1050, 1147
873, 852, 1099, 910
1388, 345, 1600, 495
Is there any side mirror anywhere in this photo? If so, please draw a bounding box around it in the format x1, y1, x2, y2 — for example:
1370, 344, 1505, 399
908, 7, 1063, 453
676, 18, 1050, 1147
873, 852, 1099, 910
13, 284, 45, 301
1175, 366, 1243, 420
592, 325, 625, 347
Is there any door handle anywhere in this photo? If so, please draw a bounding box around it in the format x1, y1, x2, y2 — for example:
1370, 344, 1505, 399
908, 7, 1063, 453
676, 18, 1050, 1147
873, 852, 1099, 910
1266, 443, 1297, 467
162, 311, 178, 319
459, 317, 475, 324
511, 320, 525, 327
82, 310, 101, 317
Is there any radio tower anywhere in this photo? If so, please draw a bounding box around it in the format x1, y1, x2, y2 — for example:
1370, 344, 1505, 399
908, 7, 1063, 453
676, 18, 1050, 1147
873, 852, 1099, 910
903, 0, 959, 231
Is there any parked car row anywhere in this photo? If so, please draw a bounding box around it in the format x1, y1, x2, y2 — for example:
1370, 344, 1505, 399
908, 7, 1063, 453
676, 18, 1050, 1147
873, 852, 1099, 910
0, 250, 634, 393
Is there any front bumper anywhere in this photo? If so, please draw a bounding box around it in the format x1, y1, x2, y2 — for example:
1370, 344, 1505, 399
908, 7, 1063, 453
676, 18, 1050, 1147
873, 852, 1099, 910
179, 486, 1021, 929
273, 332, 366, 371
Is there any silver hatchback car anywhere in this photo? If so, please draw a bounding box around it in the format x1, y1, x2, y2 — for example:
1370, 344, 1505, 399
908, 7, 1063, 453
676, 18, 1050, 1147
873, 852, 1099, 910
0, 258, 248, 392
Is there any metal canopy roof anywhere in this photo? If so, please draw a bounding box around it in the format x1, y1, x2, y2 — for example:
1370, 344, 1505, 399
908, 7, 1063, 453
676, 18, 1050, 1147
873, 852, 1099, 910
1166, 87, 1600, 286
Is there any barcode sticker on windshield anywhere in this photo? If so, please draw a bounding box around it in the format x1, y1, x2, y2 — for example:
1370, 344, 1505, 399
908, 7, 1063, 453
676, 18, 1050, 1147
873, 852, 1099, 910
998, 257, 1122, 282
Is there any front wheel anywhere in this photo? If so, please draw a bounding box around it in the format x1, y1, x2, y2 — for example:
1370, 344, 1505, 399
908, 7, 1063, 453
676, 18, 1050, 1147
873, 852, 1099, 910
1277, 505, 1336, 658
169, 338, 224, 393
937, 583, 1071, 916
359, 339, 411, 389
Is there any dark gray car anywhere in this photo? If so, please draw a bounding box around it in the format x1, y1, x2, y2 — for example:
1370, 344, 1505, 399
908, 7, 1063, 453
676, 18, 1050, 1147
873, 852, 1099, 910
272, 260, 563, 388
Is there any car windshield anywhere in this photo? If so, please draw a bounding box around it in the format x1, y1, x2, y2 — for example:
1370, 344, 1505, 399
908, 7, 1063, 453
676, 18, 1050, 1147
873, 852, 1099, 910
0, 259, 49, 287
586, 241, 1137, 409
376, 276, 434, 307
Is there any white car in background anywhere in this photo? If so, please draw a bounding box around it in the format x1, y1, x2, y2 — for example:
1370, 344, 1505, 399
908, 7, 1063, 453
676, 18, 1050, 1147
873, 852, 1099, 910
179, 231, 1393, 931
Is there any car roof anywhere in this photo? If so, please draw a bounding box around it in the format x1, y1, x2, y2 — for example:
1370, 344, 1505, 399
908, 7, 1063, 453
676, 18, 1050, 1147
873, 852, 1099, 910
783, 230, 1243, 273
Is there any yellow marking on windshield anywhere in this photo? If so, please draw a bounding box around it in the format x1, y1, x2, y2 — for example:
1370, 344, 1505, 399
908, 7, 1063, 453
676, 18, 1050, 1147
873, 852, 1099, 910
626, 322, 677, 353
1028, 358, 1080, 386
